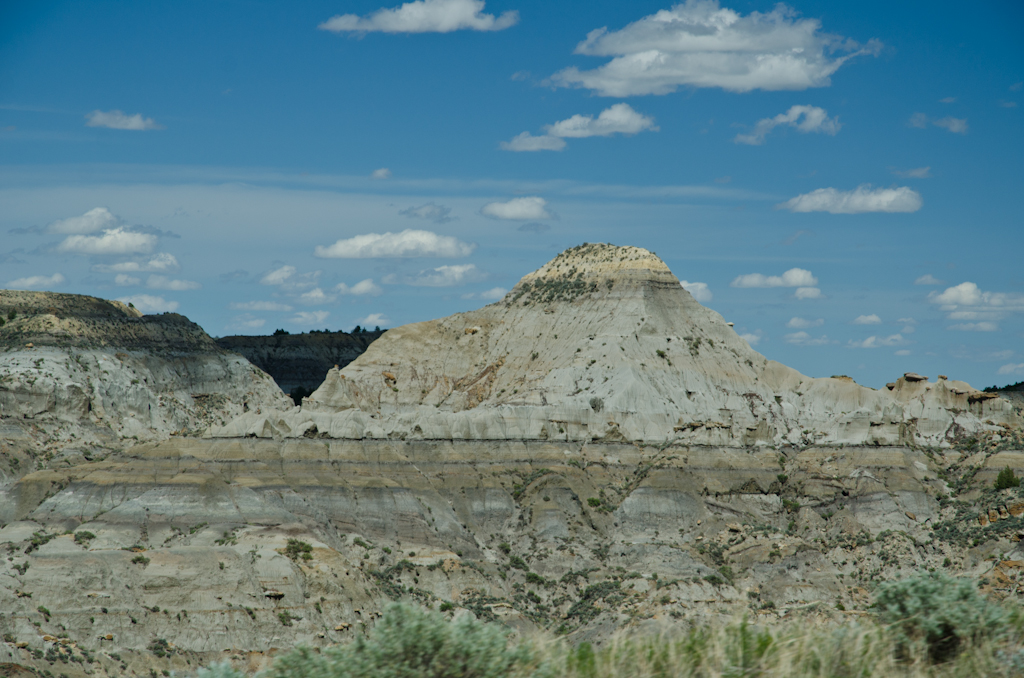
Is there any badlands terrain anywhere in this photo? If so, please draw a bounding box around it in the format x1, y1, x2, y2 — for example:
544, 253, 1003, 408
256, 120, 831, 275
0, 244, 1022, 676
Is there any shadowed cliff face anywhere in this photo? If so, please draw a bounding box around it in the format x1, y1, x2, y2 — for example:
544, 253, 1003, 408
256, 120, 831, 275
215, 329, 384, 398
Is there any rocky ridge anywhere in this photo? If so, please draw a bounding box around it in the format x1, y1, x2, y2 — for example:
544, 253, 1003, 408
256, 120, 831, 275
0, 246, 1022, 677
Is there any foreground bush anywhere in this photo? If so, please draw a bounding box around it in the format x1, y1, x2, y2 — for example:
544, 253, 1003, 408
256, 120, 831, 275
874, 570, 1011, 662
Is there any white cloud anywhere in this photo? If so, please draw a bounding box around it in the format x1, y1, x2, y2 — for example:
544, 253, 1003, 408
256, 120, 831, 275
230, 301, 294, 312
898, 317, 917, 333
291, 311, 330, 325
739, 331, 762, 346
260, 265, 297, 286
894, 349, 911, 356
399, 202, 454, 223
355, 313, 390, 328
929, 282, 1024, 319
502, 104, 658, 151
785, 331, 830, 346
731, 267, 817, 288
909, 113, 968, 134
998, 363, 1024, 376
786, 317, 822, 329
315, 229, 475, 258
85, 110, 163, 131
114, 274, 140, 286
229, 315, 266, 330
47, 207, 120, 234
734, 105, 840, 145
57, 228, 157, 255
940, 97, 956, 104
933, 117, 968, 134
779, 185, 922, 213
93, 253, 180, 273
6, 273, 66, 290
406, 263, 484, 287
547, 103, 658, 138
481, 197, 553, 220
679, 280, 712, 302
948, 322, 998, 332
500, 132, 567, 152
318, 0, 518, 33
371, 168, 392, 179
914, 274, 942, 285
336, 279, 383, 296
794, 287, 822, 300
550, 0, 880, 96
116, 294, 178, 313
299, 288, 335, 305
848, 334, 906, 348
892, 166, 931, 178
479, 286, 508, 300
853, 314, 881, 325
146, 275, 200, 291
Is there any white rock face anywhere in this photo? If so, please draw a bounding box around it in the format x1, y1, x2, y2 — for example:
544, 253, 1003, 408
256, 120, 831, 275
210, 244, 1020, 446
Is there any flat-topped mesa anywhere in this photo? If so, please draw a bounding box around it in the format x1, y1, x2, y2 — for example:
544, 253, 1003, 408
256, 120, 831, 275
208, 244, 1022, 446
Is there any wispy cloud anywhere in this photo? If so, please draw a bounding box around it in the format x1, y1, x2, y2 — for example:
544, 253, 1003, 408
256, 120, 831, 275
848, 334, 906, 348
230, 301, 293, 312
853, 314, 881, 325
146, 275, 200, 291
387, 263, 485, 287
57, 228, 157, 255
318, 0, 518, 34
355, 313, 389, 328
731, 268, 817, 288
785, 331, 831, 346
85, 110, 163, 131
371, 168, 392, 179
892, 166, 931, 179
93, 253, 180, 273
786, 317, 823, 329
481, 197, 553, 220
399, 202, 454, 223
734, 105, 840, 145
914, 274, 942, 286
116, 294, 178, 313
779, 185, 922, 213
6, 273, 65, 290
336, 279, 383, 296
502, 103, 658, 152
998, 363, 1024, 376
47, 207, 120, 234
291, 310, 330, 325
909, 113, 968, 134
315, 229, 475, 258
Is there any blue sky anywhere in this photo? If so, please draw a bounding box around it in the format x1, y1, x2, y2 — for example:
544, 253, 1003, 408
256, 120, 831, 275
1, 0, 1022, 390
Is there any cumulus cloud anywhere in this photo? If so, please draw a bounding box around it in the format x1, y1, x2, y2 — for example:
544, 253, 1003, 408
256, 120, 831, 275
734, 105, 840, 145
318, 0, 518, 33
355, 313, 390, 328
94, 253, 180, 274
229, 301, 294, 312
400, 202, 454, 223
481, 197, 553, 220
779, 185, 922, 213
679, 280, 712, 302
731, 267, 817, 288
933, 117, 968, 134
6, 273, 66, 290
259, 265, 321, 292
336, 279, 383, 296
785, 331, 831, 346
315, 229, 475, 258
462, 287, 508, 300
229, 315, 266, 330
114, 274, 140, 286
299, 288, 335, 305
786, 317, 823, 329
549, 0, 880, 97
500, 132, 567, 152
116, 294, 178, 313
371, 168, 392, 179
291, 311, 330, 325
998, 363, 1024, 376
57, 228, 157, 255
914, 274, 942, 285
146, 275, 200, 291
260, 265, 297, 286
892, 166, 931, 179
929, 282, 1024, 323
848, 334, 906, 348
86, 110, 163, 130
503, 104, 659, 151
948, 322, 998, 332
853, 314, 881, 325
898, 317, 917, 333
739, 330, 762, 346
794, 287, 822, 300
47, 207, 120, 234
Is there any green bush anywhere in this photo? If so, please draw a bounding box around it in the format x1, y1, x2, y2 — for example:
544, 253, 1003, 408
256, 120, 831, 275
873, 570, 1010, 662
74, 531, 96, 546
994, 467, 1021, 490
263, 602, 549, 678
284, 539, 313, 561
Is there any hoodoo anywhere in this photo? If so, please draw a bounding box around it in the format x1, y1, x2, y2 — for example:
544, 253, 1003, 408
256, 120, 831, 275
212, 243, 1020, 446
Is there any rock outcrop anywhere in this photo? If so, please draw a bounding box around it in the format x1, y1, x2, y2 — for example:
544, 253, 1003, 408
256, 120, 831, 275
216, 329, 384, 397
210, 244, 1020, 447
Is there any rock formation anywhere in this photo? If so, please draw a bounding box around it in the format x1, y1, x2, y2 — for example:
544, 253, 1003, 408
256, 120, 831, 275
216, 328, 384, 397
0, 246, 1021, 676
